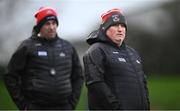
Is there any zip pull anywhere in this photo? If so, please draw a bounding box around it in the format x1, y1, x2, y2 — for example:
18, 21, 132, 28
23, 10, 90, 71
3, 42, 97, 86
50, 68, 56, 76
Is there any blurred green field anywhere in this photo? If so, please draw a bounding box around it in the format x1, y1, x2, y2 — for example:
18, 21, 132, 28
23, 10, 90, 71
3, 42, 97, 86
148, 75, 180, 110
0, 75, 180, 110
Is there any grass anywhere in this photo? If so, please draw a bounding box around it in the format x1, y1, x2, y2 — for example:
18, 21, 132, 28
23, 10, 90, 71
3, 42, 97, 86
148, 75, 180, 110
0, 80, 17, 110
76, 84, 88, 110
1, 75, 180, 110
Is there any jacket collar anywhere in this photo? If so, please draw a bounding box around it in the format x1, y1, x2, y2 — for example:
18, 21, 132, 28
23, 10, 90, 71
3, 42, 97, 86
31, 34, 59, 43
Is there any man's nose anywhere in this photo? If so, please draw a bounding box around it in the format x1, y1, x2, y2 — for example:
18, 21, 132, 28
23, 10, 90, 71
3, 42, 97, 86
117, 25, 123, 31
118, 24, 126, 31
49, 24, 55, 29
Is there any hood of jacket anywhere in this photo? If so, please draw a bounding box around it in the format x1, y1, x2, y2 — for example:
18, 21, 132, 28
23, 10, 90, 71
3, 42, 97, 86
86, 25, 110, 44
86, 25, 124, 48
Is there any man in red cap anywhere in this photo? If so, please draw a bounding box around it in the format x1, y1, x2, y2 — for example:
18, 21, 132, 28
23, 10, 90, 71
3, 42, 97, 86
4, 6, 83, 110
83, 8, 150, 110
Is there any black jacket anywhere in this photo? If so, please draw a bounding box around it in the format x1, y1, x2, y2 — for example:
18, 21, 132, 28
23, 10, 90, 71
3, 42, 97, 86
4, 35, 83, 110
83, 28, 150, 110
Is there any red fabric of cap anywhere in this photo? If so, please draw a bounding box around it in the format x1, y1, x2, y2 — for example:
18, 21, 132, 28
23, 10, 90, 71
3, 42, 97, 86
34, 6, 57, 24
101, 8, 124, 24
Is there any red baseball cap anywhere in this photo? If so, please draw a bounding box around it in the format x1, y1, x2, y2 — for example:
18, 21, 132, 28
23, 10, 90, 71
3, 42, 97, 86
33, 6, 59, 33
34, 6, 58, 24
101, 8, 124, 24
100, 8, 127, 31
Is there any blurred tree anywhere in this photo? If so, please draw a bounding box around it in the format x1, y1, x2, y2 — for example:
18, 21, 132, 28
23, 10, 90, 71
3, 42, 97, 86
127, 0, 180, 74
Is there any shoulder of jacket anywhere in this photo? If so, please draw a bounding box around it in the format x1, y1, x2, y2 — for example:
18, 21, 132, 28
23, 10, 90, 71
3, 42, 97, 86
89, 42, 108, 50
17, 38, 32, 47
85, 42, 108, 58
126, 45, 135, 52
13, 38, 32, 52
58, 38, 73, 47
126, 45, 140, 56
88, 42, 104, 51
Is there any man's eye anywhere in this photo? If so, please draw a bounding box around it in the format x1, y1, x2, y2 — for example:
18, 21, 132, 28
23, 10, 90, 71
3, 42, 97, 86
121, 24, 126, 27
114, 24, 119, 27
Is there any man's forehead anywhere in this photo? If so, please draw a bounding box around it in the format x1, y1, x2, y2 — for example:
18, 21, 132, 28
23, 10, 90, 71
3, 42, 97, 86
44, 20, 57, 24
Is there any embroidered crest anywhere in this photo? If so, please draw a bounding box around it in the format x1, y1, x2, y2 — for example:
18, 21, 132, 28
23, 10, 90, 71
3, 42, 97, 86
35, 43, 42, 47
113, 51, 119, 54
59, 52, 65, 57
136, 60, 141, 64
47, 10, 53, 14
112, 14, 120, 22
118, 58, 126, 62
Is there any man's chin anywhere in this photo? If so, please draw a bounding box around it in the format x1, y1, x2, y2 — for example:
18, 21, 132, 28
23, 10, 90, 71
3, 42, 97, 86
49, 33, 56, 37
115, 39, 122, 43
45, 35, 56, 39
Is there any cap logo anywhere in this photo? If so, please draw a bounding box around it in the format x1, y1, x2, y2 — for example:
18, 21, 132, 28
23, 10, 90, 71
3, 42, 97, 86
46, 16, 55, 20
46, 10, 53, 14
112, 14, 120, 22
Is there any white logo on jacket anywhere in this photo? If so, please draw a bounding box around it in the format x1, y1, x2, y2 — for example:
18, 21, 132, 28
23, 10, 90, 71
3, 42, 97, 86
136, 60, 141, 64
118, 58, 126, 62
113, 51, 119, 54
38, 51, 47, 56
35, 43, 42, 47
59, 52, 65, 57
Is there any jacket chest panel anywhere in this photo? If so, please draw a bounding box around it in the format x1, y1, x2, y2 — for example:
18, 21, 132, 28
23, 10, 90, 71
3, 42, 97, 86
105, 49, 142, 75
29, 43, 72, 65
107, 50, 130, 70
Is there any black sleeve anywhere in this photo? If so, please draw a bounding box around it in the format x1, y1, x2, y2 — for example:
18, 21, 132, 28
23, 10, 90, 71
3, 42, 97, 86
3, 42, 28, 110
83, 47, 120, 109
136, 50, 150, 109
88, 82, 120, 109
69, 47, 83, 109
143, 74, 150, 109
